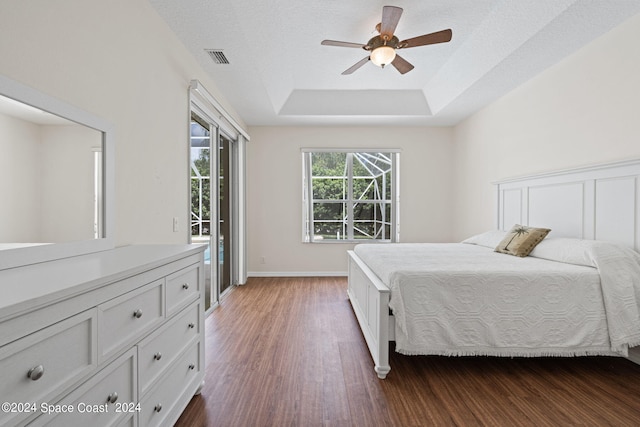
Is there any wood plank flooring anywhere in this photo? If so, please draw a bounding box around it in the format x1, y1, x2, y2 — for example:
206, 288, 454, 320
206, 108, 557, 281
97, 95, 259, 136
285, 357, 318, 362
175, 277, 640, 426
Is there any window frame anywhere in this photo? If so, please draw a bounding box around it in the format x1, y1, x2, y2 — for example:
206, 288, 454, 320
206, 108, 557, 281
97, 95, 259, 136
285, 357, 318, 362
302, 148, 400, 243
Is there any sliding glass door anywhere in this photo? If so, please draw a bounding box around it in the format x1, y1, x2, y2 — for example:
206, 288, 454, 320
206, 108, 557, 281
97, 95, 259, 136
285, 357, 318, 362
218, 133, 233, 296
190, 110, 238, 311
190, 113, 214, 309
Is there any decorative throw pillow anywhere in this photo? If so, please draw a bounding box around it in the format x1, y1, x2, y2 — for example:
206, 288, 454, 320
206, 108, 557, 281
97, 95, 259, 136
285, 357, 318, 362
494, 224, 551, 257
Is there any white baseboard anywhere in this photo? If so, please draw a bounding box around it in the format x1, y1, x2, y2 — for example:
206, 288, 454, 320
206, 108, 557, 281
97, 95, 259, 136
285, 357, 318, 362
248, 271, 347, 277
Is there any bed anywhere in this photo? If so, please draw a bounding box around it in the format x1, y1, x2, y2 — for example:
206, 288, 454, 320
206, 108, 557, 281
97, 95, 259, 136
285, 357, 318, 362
347, 159, 640, 379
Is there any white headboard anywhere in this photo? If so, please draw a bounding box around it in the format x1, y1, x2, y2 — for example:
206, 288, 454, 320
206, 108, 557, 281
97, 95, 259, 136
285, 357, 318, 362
494, 159, 640, 252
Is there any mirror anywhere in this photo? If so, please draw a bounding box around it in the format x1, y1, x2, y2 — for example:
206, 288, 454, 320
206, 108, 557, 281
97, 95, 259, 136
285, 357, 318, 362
0, 75, 114, 270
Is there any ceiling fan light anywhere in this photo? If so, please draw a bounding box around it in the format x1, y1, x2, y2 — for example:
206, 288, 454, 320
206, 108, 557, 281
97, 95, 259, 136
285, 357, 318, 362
370, 46, 396, 68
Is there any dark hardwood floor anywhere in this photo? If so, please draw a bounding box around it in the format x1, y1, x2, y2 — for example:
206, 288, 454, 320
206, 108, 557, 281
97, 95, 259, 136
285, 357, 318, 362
175, 277, 640, 426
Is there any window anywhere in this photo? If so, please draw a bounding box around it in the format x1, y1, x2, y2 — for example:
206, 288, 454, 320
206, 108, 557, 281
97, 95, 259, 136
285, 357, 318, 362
190, 113, 211, 239
302, 149, 399, 242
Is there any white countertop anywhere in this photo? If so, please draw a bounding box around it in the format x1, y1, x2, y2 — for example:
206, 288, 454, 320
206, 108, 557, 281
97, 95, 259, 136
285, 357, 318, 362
0, 244, 206, 320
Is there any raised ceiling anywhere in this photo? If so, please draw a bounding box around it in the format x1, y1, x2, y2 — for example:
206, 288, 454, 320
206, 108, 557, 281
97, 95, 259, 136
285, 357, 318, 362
148, 0, 640, 126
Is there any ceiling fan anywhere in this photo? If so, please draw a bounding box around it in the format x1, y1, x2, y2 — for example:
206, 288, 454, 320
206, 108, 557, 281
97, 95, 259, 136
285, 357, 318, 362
321, 5, 452, 75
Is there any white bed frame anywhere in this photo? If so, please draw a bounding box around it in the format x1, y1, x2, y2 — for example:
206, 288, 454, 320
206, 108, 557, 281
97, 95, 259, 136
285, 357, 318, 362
347, 158, 640, 378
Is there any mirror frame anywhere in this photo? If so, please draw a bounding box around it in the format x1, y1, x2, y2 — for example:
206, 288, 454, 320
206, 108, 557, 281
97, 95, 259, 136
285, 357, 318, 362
0, 74, 114, 270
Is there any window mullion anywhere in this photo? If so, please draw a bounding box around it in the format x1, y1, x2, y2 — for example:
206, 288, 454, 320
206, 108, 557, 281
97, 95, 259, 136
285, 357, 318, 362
304, 153, 314, 242
347, 153, 354, 240
392, 153, 399, 242
382, 172, 386, 240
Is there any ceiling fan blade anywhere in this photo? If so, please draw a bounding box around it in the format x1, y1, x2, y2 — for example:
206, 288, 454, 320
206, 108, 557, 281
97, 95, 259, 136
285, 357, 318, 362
379, 6, 403, 40
342, 57, 370, 75
391, 54, 414, 74
321, 40, 366, 49
399, 29, 452, 49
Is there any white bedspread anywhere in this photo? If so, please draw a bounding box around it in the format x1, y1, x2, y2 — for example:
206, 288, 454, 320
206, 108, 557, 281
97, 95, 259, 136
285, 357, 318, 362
353, 241, 640, 357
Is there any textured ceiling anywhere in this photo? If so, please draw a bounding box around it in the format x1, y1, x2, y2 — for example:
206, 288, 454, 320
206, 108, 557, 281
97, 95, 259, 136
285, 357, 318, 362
148, 0, 640, 126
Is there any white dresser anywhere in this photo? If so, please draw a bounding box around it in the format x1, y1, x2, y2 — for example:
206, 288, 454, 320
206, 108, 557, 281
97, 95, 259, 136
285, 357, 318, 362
0, 244, 206, 427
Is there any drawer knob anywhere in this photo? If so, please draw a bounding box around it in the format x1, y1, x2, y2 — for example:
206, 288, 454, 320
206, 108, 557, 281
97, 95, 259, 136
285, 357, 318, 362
154, 404, 162, 413
188, 364, 195, 370
153, 352, 162, 361
182, 283, 189, 290
27, 365, 44, 381
133, 309, 143, 319
188, 323, 195, 329
107, 392, 118, 404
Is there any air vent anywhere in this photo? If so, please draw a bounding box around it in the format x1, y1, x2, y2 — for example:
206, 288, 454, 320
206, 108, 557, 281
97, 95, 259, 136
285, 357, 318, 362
205, 49, 229, 65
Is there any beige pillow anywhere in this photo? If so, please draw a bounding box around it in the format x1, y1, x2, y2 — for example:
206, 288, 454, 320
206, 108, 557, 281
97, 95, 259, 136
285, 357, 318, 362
495, 225, 551, 257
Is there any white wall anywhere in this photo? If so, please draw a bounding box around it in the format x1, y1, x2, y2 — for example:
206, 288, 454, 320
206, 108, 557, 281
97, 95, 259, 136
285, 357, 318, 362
451, 12, 640, 240
247, 126, 454, 275
0, 114, 41, 242
0, 0, 246, 246
40, 125, 102, 242
0, 113, 102, 243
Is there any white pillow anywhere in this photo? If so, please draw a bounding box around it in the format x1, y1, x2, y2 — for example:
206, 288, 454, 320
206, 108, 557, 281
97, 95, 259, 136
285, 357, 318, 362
528, 238, 597, 267
461, 230, 507, 248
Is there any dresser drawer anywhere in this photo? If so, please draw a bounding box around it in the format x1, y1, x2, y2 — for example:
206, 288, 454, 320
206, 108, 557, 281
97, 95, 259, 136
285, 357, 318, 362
138, 302, 200, 395
116, 414, 135, 427
165, 264, 199, 316
139, 341, 201, 427
0, 309, 96, 427
98, 279, 164, 362
31, 348, 137, 427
